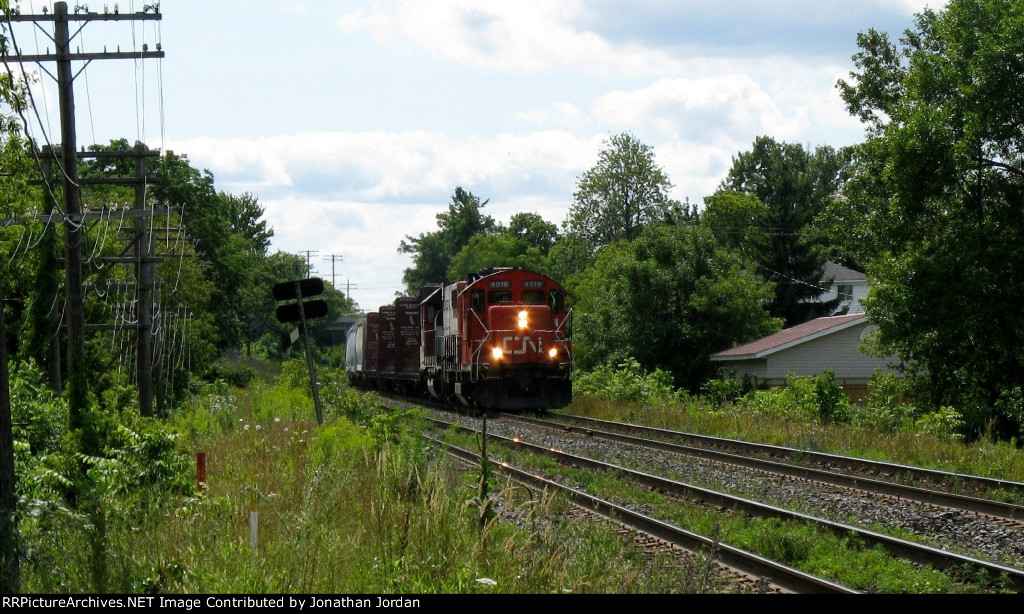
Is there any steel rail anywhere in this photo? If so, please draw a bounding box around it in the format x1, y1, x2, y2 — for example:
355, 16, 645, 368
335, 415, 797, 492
546, 413, 1024, 498
430, 435, 859, 594
504, 413, 1024, 521
424, 415, 1024, 592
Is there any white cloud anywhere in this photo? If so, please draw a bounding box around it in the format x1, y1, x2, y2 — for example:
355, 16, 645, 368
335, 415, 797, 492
166, 129, 609, 311
170, 129, 601, 202
336, 0, 684, 75
592, 76, 800, 143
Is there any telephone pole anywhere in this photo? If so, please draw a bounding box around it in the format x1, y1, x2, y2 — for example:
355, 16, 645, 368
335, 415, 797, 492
323, 254, 343, 288
297, 250, 318, 277
5, 2, 164, 426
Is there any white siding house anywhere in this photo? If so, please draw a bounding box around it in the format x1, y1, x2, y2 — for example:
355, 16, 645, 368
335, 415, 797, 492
710, 313, 899, 403
817, 262, 868, 315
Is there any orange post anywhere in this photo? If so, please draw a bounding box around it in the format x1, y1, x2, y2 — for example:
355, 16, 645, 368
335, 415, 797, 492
197, 452, 207, 491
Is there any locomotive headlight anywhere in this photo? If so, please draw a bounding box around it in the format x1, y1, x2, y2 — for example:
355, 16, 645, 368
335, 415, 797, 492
548, 347, 558, 359
517, 310, 529, 329
491, 346, 504, 360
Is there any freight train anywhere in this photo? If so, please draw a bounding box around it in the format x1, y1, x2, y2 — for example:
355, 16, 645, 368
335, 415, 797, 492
345, 267, 573, 411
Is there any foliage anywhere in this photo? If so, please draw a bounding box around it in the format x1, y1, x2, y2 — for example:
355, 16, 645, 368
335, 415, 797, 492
9, 361, 192, 593
169, 380, 239, 444
8, 361, 67, 456
852, 370, 965, 439
700, 377, 745, 408
699, 190, 771, 264
572, 358, 679, 404
737, 372, 852, 425
569, 223, 781, 390
308, 420, 373, 467
563, 132, 679, 266
398, 187, 495, 294
720, 136, 843, 326
203, 359, 258, 388
832, 0, 1024, 440
446, 213, 561, 281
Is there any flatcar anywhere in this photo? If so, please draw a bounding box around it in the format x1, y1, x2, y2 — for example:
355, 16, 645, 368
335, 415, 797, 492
345, 267, 573, 411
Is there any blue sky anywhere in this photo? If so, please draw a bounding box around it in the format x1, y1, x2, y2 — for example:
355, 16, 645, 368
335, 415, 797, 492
6, 0, 943, 313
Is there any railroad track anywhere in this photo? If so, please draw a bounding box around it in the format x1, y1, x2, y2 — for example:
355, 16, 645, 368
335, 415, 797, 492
505, 413, 1024, 522
540, 412, 1024, 505
390, 399, 1024, 593
431, 434, 857, 594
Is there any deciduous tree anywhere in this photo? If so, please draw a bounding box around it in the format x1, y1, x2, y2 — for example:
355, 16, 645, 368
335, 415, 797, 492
834, 0, 1024, 438
398, 187, 494, 292
721, 137, 842, 326
564, 132, 678, 259
570, 223, 780, 390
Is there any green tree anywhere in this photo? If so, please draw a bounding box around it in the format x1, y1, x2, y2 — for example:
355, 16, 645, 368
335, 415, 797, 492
570, 224, 780, 390
699, 189, 771, 263
564, 132, 678, 260
507, 211, 558, 254
153, 153, 272, 351
834, 0, 1024, 439
398, 187, 494, 292
721, 136, 842, 326
446, 211, 559, 279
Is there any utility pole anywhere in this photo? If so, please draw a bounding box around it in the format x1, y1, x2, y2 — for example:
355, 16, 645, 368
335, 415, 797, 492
134, 143, 155, 416
323, 254, 343, 288
297, 250, 318, 277
0, 284, 18, 593
5, 2, 164, 429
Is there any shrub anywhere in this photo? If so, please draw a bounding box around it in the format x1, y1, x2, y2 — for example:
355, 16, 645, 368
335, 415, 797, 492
203, 359, 258, 388
736, 372, 851, 425
573, 358, 678, 403
309, 420, 373, 467
994, 387, 1024, 441
852, 370, 964, 439
701, 377, 743, 408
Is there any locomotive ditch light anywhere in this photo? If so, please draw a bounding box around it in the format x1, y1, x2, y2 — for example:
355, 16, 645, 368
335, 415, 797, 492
548, 347, 558, 359
517, 310, 528, 329
491, 346, 504, 360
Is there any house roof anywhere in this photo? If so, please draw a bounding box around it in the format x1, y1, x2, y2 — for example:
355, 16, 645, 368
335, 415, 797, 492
710, 313, 868, 361
821, 261, 866, 283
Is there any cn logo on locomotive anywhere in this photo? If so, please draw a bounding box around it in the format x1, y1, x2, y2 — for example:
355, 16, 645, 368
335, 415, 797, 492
501, 335, 542, 355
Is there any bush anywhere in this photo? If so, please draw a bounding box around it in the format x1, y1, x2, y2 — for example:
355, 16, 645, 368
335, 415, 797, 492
994, 387, 1024, 441
203, 359, 257, 388
737, 372, 851, 425
9, 360, 67, 455
851, 370, 964, 439
573, 358, 679, 403
309, 420, 373, 467
276, 358, 311, 391
701, 378, 743, 408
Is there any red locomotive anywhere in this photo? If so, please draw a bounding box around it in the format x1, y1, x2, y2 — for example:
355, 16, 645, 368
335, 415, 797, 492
346, 268, 573, 410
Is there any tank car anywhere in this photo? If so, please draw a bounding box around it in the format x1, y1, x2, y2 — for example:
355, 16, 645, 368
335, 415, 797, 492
345, 267, 573, 411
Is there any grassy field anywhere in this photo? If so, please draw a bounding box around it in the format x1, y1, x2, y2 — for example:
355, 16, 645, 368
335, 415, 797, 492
13, 373, 733, 594
11, 360, 1024, 594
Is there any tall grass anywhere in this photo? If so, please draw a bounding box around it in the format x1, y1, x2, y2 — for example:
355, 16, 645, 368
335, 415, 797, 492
13, 364, 740, 594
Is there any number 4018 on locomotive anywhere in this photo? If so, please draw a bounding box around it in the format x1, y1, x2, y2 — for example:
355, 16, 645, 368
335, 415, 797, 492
345, 267, 573, 411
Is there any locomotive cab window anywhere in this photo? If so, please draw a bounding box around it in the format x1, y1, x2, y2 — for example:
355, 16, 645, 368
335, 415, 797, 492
471, 289, 485, 313
549, 290, 565, 314
522, 290, 545, 305
488, 290, 513, 304
425, 304, 439, 324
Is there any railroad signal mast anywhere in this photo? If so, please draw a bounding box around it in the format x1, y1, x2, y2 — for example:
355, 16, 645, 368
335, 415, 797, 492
274, 277, 329, 425
4, 2, 165, 423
